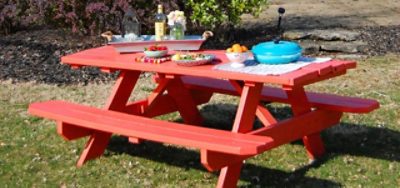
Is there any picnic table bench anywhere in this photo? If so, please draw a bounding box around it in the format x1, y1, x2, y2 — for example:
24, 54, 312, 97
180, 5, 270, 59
180, 75, 379, 114
28, 46, 379, 187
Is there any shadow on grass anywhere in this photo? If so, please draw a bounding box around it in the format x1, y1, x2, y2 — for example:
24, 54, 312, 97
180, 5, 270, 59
106, 137, 341, 187
105, 104, 399, 187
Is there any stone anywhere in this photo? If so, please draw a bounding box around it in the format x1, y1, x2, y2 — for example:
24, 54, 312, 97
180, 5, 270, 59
284, 29, 361, 41
311, 29, 361, 41
320, 41, 367, 53
54, 50, 61, 56
283, 30, 311, 40
298, 40, 320, 55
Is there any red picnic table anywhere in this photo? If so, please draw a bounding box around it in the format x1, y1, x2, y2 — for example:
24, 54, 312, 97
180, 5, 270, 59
28, 46, 379, 187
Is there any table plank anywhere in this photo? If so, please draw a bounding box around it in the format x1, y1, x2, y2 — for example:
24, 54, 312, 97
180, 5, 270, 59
61, 46, 356, 86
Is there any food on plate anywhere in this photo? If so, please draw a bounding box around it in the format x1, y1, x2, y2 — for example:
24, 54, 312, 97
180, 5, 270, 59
226, 43, 249, 53
172, 53, 214, 66
144, 45, 168, 51
172, 53, 213, 61
171, 53, 181, 61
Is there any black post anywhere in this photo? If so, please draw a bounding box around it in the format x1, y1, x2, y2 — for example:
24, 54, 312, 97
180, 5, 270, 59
274, 7, 286, 44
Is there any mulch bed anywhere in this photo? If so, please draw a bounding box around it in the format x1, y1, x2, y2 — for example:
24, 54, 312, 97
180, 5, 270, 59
1, 25, 399, 85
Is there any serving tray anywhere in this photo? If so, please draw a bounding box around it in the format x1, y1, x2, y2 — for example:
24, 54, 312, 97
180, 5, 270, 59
108, 35, 205, 53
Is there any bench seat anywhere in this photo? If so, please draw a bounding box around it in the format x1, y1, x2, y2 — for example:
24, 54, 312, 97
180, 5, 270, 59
181, 76, 379, 113
28, 100, 274, 156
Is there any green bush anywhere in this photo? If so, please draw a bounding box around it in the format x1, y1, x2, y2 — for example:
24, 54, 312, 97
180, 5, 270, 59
0, 0, 268, 35
186, 0, 268, 29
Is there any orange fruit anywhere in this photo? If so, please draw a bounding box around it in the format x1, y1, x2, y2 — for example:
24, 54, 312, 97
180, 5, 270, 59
232, 43, 241, 49
226, 48, 233, 53
241, 46, 248, 52
232, 44, 243, 53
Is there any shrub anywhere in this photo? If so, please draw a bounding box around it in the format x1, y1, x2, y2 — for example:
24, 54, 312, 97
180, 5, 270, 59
0, 0, 53, 34
0, 0, 268, 36
186, 0, 268, 29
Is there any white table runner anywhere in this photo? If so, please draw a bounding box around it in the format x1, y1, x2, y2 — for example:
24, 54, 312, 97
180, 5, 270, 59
213, 57, 332, 75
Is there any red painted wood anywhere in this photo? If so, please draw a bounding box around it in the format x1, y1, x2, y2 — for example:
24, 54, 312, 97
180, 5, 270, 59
250, 110, 342, 147
77, 71, 141, 167
228, 80, 278, 126
165, 76, 204, 125
124, 99, 148, 115
125, 90, 212, 118
100, 68, 116, 73
104, 71, 140, 111
217, 162, 243, 188
302, 64, 333, 76
213, 82, 263, 187
70, 65, 82, 69
57, 122, 92, 141
26, 46, 379, 188
229, 80, 244, 93
181, 76, 379, 113
147, 78, 170, 104
200, 149, 250, 171
28, 100, 274, 156
256, 106, 278, 126
284, 86, 325, 159
245, 110, 343, 168
61, 46, 356, 86
232, 82, 263, 133
77, 131, 110, 167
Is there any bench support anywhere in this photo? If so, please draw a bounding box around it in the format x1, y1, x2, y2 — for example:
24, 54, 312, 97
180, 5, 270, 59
284, 86, 325, 159
164, 74, 204, 125
77, 71, 140, 167
57, 122, 92, 141
217, 162, 243, 188
77, 131, 111, 167
216, 81, 263, 188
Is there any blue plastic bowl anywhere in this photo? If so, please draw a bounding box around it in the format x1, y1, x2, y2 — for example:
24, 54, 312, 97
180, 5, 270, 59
252, 41, 302, 64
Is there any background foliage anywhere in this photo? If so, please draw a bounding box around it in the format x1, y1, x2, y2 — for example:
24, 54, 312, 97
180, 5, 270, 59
0, 0, 267, 35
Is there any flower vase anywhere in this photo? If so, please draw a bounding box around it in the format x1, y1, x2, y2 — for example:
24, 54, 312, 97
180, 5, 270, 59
169, 23, 184, 40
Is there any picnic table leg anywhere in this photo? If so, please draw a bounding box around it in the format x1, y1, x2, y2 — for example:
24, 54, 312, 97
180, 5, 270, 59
283, 86, 325, 160
165, 75, 203, 125
217, 82, 263, 187
229, 80, 278, 126
217, 162, 243, 188
76, 71, 140, 167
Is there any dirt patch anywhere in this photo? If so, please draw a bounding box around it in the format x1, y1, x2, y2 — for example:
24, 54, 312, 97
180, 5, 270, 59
0, 29, 117, 85
242, 0, 400, 29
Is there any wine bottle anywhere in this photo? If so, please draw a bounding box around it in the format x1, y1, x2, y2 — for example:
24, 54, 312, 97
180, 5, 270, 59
154, 4, 166, 41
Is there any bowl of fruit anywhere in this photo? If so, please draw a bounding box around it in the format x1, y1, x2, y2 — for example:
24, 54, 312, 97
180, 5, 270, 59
226, 44, 250, 68
144, 45, 168, 58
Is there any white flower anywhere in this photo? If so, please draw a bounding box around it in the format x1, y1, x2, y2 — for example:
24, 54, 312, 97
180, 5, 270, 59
167, 10, 186, 29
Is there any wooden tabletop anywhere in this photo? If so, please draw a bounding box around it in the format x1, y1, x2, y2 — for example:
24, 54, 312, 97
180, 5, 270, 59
61, 46, 356, 86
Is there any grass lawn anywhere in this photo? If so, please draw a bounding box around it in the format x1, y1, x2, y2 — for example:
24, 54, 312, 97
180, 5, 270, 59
1, 55, 399, 187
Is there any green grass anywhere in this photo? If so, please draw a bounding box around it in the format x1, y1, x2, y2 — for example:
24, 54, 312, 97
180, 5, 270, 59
1, 55, 399, 187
